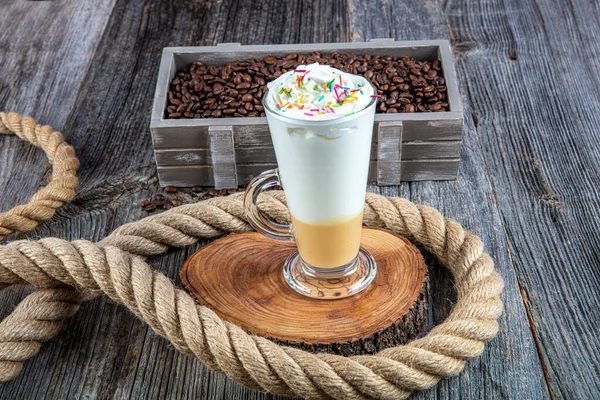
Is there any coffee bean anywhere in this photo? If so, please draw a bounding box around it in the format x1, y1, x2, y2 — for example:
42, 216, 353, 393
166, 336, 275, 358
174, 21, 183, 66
245, 102, 253, 111
427, 69, 438, 78
241, 93, 253, 102
213, 84, 224, 95
140, 199, 150, 208
165, 185, 177, 193
211, 110, 222, 117
154, 194, 165, 202
236, 82, 251, 89
171, 198, 182, 207
410, 67, 422, 76
430, 102, 443, 111
145, 204, 157, 212
223, 108, 236, 115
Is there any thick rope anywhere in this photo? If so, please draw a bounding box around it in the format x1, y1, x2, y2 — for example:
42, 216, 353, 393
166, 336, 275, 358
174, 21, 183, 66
0, 112, 79, 240
0, 113, 504, 399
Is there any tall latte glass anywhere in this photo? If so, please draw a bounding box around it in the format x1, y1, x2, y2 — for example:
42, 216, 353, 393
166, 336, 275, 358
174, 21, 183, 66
244, 63, 377, 299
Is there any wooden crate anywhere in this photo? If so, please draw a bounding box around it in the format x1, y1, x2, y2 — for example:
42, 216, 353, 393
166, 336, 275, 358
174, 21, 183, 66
150, 39, 463, 188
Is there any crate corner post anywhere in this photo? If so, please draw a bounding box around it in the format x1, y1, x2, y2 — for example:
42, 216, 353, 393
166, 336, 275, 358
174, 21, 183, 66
209, 125, 238, 189
376, 121, 403, 185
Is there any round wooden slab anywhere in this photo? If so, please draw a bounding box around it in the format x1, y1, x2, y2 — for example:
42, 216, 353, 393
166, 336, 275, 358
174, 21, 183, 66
180, 228, 428, 355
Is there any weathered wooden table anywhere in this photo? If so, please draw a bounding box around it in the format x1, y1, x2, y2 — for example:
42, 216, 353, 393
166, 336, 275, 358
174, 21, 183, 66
1, 0, 598, 399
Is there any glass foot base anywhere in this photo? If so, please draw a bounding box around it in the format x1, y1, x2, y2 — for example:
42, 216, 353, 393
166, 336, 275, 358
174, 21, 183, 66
283, 248, 377, 299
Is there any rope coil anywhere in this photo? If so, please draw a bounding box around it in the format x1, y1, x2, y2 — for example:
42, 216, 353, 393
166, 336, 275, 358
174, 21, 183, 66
0, 113, 503, 400
0, 112, 79, 240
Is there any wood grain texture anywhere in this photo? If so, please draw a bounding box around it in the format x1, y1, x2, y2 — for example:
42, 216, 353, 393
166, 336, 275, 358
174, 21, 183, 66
209, 125, 238, 188
181, 229, 428, 355
349, 1, 552, 399
151, 118, 463, 146
0, 0, 597, 399
443, 0, 600, 397
153, 140, 460, 166
377, 122, 403, 185
156, 159, 459, 187
0, 0, 116, 212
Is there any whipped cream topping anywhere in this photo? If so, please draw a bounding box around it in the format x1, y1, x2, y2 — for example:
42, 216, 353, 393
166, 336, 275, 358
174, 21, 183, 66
265, 63, 376, 120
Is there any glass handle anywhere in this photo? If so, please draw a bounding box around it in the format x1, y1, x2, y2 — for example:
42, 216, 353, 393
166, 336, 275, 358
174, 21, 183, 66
243, 169, 293, 241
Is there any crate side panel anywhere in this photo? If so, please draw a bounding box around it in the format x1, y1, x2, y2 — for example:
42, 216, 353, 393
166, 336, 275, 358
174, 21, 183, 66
399, 159, 459, 181
157, 166, 214, 187
155, 149, 211, 166
152, 126, 210, 148
235, 146, 277, 164
235, 125, 273, 146
402, 119, 463, 141
156, 158, 457, 187
401, 141, 462, 159
155, 140, 462, 167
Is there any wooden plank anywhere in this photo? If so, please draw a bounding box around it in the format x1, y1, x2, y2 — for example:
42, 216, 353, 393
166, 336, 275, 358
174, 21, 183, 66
154, 148, 211, 165
348, 1, 551, 399
236, 147, 277, 164
400, 119, 463, 142
235, 124, 272, 147
401, 141, 462, 160
151, 126, 210, 148
209, 125, 237, 189
154, 141, 460, 167
377, 122, 403, 185
157, 160, 458, 187
442, 0, 600, 397
399, 159, 459, 181
155, 141, 460, 169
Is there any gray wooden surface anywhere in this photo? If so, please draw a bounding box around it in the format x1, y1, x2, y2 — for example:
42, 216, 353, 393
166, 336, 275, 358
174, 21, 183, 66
0, 0, 598, 399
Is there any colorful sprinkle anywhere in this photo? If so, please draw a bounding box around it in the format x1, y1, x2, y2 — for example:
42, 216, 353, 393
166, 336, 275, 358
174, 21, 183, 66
304, 112, 314, 116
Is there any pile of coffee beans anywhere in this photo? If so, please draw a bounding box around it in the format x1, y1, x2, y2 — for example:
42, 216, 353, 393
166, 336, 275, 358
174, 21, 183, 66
140, 191, 182, 212
140, 186, 247, 213
166, 52, 448, 118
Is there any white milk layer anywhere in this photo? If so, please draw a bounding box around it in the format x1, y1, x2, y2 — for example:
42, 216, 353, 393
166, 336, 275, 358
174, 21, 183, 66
266, 105, 376, 224
264, 63, 377, 224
